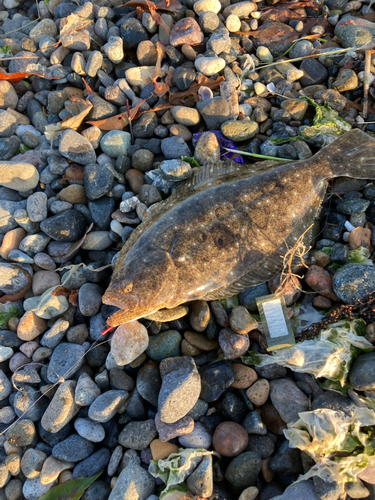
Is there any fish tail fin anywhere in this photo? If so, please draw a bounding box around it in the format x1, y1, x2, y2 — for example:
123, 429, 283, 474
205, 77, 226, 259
318, 129, 375, 180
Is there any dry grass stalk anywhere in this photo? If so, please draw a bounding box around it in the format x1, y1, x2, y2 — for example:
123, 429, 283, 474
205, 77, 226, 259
275, 224, 313, 295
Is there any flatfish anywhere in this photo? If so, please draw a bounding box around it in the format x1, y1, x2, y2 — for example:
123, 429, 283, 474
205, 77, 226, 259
103, 129, 375, 326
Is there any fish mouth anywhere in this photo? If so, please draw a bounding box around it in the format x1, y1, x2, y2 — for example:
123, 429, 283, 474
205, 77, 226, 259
102, 291, 140, 309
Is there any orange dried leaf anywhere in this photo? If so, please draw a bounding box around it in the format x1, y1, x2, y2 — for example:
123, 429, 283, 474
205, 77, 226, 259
86, 99, 146, 130
82, 77, 96, 95
169, 75, 225, 105
153, 41, 166, 82
124, 0, 182, 12
0, 71, 60, 84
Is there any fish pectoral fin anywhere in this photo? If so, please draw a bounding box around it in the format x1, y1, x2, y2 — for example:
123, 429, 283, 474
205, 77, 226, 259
144, 305, 189, 322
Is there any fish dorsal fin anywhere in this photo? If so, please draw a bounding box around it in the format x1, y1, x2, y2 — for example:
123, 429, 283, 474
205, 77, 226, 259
114, 159, 288, 272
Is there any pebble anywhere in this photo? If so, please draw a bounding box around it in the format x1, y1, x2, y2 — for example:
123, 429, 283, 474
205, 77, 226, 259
111, 321, 149, 365
230, 306, 258, 334
200, 360, 234, 402
59, 130, 96, 166
74, 418, 105, 443
179, 421, 212, 448
246, 379, 270, 406
213, 422, 249, 457
195, 57, 226, 76
221, 120, 259, 141
108, 465, 154, 500
218, 327, 250, 359
41, 380, 78, 433
170, 17, 204, 46
89, 390, 129, 422
0, 161, 39, 192
118, 419, 157, 450
158, 356, 201, 423
269, 379, 309, 424
146, 330, 181, 361
225, 452, 263, 489
349, 352, 375, 391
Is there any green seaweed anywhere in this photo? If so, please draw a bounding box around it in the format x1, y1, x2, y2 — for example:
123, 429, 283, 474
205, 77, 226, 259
181, 156, 200, 168
0, 304, 20, 329
270, 96, 351, 145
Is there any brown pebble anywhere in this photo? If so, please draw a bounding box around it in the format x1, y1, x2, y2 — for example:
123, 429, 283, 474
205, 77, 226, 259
262, 457, 274, 483
210, 300, 229, 327
125, 169, 145, 194
189, 300, 210, 332
184, 331, 219, 351
311, 250, 331, 268
111, 210, 140, 225
365, 323, 375, 344
181, 339, 202, 356
261, 401, 286, 435
7, 317, 19, 332
268, 274, 301, 306
150, 439, 179, 461
194, 132, 220, 164
212, 422, 248, 457
348, 226, 372, 251
218, 327, 250, 360
313, 295, 332, 309
230, 306, 258, 334
170, 17, 204, 47
304, 265, 340, 302
0, 228, 26, 260
231, 364, 258, 389
17, 311, 48, 341
59, 184, 87, 204
246, 379, 270, 406
169, 123, 192, 142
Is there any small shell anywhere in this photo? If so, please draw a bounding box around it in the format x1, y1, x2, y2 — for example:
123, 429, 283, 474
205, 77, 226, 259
198, 86, 213, 100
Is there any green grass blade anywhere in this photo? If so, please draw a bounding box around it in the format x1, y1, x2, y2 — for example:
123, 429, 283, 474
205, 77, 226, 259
224, 148, 289, 161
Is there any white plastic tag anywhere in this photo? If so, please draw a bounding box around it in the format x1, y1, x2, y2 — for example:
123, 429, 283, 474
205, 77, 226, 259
262, 298, 290, 339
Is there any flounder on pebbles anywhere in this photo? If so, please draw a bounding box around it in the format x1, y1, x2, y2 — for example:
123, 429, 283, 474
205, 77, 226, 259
103, 129, 375, 326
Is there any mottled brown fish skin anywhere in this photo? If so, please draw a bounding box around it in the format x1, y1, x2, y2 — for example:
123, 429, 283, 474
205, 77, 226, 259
103, 129, 375, 326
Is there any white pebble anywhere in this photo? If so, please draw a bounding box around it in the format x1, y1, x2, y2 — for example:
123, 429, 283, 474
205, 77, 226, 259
239, 104, 252, 116
254, 82, 266, 95
226, 14, 241, 32
256, 46, 273, 63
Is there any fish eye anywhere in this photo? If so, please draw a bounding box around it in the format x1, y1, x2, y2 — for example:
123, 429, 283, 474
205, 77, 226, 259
124, 283, 133, 293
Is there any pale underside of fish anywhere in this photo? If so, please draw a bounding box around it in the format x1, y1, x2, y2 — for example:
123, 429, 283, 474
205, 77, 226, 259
103, 129, 375, 326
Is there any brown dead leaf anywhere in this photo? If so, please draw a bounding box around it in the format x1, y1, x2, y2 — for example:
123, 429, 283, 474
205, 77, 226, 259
69, 289, 79, 307
123, 0, 183, 12
52, 286, 71, 298
153, 41, 166, 83
86, 99, 146, 130
44, 97, 93, 141
61, 97, 93, 129
169, 75, 225, 105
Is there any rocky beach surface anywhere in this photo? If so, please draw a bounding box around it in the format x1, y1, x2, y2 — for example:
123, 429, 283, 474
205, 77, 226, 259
1, 0, 375, 499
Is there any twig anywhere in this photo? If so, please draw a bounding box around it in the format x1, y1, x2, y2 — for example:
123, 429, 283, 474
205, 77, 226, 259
255, 47, 361, 71
127, 99, 134, 144
363, 49, 371, 120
